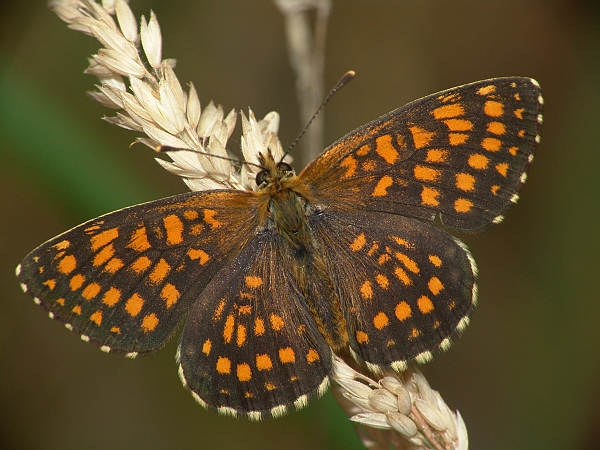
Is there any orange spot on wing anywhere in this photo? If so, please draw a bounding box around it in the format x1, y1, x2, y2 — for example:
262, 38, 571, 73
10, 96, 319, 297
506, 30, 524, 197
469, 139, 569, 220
449, 133, 469, 145
487, 121, 506, 135
409, 126, 435, 148
417, 296, 434, 313
102, 287, 121, 307
141, 313, 159, 332
361, 160, 376, 171
468, 154, 490, 170
53, 240, 70, 250
163, 215, 184, 245
428, 255, 442, 267
482, 137, 502, 152
279, 347, 296, 363
203, 209, 222, 228
454, 198, 474, 213
514, 108, 525, 119
432, 103, 464, 119
491, 185, 500, 195
188, 248, 210, 265
125, 293, 144, 317
93, 244, 115, 267
189, 224, 203, 236
223, 314, 235, 343
213, 299, 226, 321
306, 349, 320, 363
378, 253, 391, 265
270, 314, 284, 331
58, 255, 77, 275
496, 163, 509, 177
216, 357, 231, 374
356, 144, 370, 156
421, 186, 440, 207
394, 267, 412, 285
340, 155, 358, 178
376, 274, 389, 289
236, 324, 246, 347
72, 305, 82, 315
90, 228, 119, 251
183, 210, 199, 220
82, 282, 101, 300
395, 301, 411, 321
90, 310, 102, 326
373, 312, 389, 330
391, 236, 411, 248
43, 279, 56, 290
238, 305, 252, 315
360, 281, 373, 300
395, 252, 419, 273
237, 363, 252, 382
350, 233, 366, 252
375, 134, 399, 164
149, 258, 171, 284
414, 165, 440, 182
484, 100, 504, 117
254, 318, 265, 336
69, 274, 85, 291
256, 354, 273, 371
425, 149, 448, 163
202, 339, 211, 355
160, 283, 180, 308
444, 119, 473, 131
477, 85, 496, 95
508, 146, 519, 156
428, 277, 444, 295
371, 175, 393, 197
126, 226, 151, 252
245, 276, 263, 288
356, 331, 369, 344
104, 258, 124, 274
455, 173, 475, 191
131, 256, 152, 274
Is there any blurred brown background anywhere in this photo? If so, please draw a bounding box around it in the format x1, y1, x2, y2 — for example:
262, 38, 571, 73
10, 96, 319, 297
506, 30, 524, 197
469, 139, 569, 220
1, 1, 599, 449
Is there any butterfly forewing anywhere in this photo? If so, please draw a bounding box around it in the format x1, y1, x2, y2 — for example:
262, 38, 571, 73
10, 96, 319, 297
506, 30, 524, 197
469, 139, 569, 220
300, 77, 543, 232
309, 208, 476, 371
178, 230, 331, 419
17, 190, 259, 354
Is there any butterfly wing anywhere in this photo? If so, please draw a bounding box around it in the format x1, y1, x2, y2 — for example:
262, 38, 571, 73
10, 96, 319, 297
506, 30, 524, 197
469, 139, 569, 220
177, 228, 332, 420
300, 77, 543, 232
308, 207, 476, 371
17, 190, 260, 355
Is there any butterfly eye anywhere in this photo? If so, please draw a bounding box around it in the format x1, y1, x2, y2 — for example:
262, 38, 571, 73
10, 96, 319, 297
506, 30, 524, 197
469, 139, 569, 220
255, 170, 268, 187
277, 162, 292, 173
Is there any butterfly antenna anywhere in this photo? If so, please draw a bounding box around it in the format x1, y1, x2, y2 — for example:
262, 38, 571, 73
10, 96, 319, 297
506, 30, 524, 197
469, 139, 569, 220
281, 70, 356, 163
155, 145, 265, 171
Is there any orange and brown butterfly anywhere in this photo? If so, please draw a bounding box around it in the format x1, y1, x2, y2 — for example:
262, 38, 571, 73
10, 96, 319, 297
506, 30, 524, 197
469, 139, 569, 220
17, 77, 543, 420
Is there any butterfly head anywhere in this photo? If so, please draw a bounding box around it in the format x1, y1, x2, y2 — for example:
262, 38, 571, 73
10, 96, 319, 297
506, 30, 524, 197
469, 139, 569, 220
255, 150, 295, 190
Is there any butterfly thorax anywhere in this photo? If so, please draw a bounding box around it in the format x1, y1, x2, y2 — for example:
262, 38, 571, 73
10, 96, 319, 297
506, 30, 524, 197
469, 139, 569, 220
255, 153, 313, 251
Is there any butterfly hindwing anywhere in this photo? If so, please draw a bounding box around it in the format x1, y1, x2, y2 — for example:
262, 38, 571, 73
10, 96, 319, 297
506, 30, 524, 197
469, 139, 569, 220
177, 229, 331, 419
309, 207, 477, 371
300, 77, 543, 232
17, 190, 259, 355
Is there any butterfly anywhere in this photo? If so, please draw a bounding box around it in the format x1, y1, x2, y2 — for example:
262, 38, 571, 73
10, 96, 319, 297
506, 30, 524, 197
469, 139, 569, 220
17, 77, 543, 420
